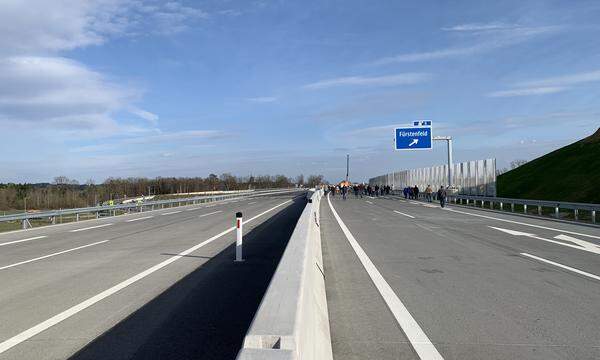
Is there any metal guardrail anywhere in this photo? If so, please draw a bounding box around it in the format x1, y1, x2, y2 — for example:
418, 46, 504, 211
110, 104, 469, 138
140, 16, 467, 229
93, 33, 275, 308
0, 189, 298, 230
448, 194, 599, 223
388, 190, 598, 224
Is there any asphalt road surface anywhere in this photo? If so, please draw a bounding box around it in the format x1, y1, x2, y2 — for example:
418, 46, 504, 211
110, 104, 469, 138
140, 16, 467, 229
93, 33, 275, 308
322, 193, 600, 360
0, 191, 305, 360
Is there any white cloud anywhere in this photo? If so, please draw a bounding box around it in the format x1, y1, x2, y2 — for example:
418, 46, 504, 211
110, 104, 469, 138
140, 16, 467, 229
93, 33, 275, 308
370, 26, 561, 65
486, 86, 566, 97
246, 96, 278, 103
127, 106, 159, 125
0, 1, 214, 135
441, 22, 522, 32
0, 56, 135, 128
304, 73, 431, 90
0, 0, 211, 55
517, 70, 600, 87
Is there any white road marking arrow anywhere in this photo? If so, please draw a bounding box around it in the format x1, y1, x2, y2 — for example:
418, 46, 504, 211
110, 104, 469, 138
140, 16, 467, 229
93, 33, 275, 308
489, 226, 600, 255
555, 234, 600, 253
408, 139, 419, 147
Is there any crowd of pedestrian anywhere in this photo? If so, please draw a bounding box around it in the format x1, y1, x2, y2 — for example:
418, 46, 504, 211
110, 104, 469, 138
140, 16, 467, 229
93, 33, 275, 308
327, 182, 448, 208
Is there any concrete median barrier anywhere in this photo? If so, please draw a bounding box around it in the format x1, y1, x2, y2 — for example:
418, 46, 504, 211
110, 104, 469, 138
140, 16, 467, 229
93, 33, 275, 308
237, 189, 333, 360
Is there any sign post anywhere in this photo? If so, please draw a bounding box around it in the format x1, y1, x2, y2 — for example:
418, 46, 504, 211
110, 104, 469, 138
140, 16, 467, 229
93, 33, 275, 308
394, 121, 432, 151
235, 212, 244, 262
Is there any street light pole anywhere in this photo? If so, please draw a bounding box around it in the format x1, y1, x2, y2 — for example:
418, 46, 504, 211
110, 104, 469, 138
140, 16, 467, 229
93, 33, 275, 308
346, 154, 349, 183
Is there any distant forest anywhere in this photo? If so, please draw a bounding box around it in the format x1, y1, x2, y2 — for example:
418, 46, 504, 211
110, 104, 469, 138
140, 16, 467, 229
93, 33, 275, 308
0, 174, 324, 211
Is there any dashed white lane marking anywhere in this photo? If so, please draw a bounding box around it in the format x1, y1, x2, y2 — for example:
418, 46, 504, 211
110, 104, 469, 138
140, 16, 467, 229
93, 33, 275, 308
161, 211, 181, 216
327, 194, 443, 360
449, 208, 600, 240
0, 240, 109, 271
0, 199, 292, 354
69, 224, 113, 233
247, 202, 257, 205
366, 201, 373, 205
394, 210, 415, 219
0, 236, 47, 247
520, 253, 600, 281
126, 216, 153, 222
199, 211, 222, 218
185, 207, 203, 211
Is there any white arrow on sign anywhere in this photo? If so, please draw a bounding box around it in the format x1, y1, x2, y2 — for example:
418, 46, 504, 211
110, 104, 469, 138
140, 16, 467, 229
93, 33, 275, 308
490, 226, 600, 255
408, 139, 419, 147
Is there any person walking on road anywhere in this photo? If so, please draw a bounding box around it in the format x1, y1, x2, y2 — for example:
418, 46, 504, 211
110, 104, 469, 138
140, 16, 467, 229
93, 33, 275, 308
437, 186, 447, 208
425, 185, 433, 202
413, 185, 420, 200
342, 185, 348, 200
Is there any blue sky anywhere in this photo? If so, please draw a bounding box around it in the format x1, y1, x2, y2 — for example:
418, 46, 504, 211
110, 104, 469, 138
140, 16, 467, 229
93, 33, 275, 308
1, 0, 599, 183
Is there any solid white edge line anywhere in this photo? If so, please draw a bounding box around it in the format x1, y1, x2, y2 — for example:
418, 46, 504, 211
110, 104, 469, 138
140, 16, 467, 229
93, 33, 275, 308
0, 240, 109, 271
520, 253, 600, 281
69, 224, 113, 233
366, 201, 373, 204
0, 236, 47, 247
199, 211, 222, 218
394, 210, 416, 219
161, 211, 182, 216
126, 216, 154, 222
327, 194, 443, 360
0, 199, 292, 354
448, 208, 600, 240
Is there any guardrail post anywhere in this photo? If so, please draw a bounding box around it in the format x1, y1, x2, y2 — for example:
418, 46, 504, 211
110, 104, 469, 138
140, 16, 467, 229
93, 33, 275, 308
524, 204, 527, 214
574, 209, 578, 221
22, 220, 27, 230
511, 203, 514, 212
76, 213, 80, 222
235, 212, 244, 262
555, 206, 559, 219
96, 212, 99, 219
538, 205, 542, 216
500, 202, 503, 211
593, 210, 596, 224
52, 216, 56, 224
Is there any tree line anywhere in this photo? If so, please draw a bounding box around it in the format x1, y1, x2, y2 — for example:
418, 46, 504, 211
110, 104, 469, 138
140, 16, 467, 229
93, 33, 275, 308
0, 174, 325, 211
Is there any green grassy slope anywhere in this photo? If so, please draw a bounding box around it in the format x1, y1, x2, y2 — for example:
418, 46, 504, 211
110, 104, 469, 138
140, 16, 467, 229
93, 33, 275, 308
497, 128, 600, 203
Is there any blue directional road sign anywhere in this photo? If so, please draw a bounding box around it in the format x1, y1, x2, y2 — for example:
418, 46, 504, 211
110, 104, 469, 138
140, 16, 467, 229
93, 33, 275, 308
395, 121, 432, 150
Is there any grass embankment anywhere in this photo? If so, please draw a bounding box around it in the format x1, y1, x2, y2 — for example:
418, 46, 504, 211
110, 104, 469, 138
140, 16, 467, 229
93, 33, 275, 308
497, 128, 600, 204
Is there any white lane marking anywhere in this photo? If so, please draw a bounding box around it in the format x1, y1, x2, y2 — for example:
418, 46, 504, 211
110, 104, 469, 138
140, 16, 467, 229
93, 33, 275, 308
0, 236, 47, 247
126, 216, 153, 222
490, 226, 600, 255
422, 204, 438, 208
520, 253, 600, 281
410, 201, 420, 205
185, 207, 202, 211
555, 234, 600, 253
366, 196, 376, 199
199, 211, 222, 218
161, 211, 181, 216
0, 240, 109, 271
327, 194, 443, 360
449, 208, 600, 240
366, 201, 373, 204
394, 210, 415, 219
206, 204, 216, 208
69, 224, 113, 233
0, 199, 291, 354
248, 202, 257, 205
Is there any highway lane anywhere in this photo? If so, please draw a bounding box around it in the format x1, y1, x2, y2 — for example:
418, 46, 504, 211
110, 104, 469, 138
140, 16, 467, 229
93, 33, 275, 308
0, 192, 304, 360
322, 194, 600, 360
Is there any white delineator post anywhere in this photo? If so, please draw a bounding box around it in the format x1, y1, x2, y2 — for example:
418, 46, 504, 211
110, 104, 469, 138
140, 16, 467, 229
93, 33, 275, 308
235, 211, 244, 262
